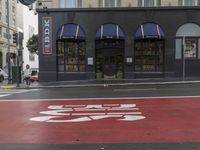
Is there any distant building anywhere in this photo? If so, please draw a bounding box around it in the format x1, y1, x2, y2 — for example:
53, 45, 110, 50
0, 0, 17, 69
16, 2, 38, 71
36, 0, 200, 82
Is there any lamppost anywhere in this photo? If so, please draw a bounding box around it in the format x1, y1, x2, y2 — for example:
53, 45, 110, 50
6, 0, 11, 84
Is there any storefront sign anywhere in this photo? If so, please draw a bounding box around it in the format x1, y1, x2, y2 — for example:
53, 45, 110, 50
88, 57, 94, 65
126, 57, 133, 63
42, 17, 52, 54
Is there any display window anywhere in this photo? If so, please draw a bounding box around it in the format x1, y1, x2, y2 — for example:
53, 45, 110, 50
184, 38, 197, 59
134, 39, 164, 72
57, 40, 86, 72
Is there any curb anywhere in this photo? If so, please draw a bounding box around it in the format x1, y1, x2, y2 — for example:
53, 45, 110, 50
0, 86, 17, 89
10, 80, 200, 89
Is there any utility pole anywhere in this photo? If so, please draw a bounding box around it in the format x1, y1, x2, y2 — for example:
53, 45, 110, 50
6, 0, 11, 84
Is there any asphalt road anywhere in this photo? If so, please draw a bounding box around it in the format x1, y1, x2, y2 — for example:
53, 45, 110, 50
1, 82, 200, 100
0, 83, 200, 150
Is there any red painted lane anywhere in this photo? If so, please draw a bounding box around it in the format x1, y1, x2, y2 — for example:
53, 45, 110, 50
0, 97, 200, 144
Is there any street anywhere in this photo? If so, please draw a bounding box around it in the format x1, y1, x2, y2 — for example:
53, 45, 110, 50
0, 83, 200, 150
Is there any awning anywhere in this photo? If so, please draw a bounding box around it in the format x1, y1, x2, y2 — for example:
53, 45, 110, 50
57, 24, 85, 40
96, 23, 125, 40
135, 23, 164, 40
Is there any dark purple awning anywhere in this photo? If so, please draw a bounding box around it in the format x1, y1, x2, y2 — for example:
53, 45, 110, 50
135, 23, 164, 40
57, 24, 85, 40
96, 23, 125, 40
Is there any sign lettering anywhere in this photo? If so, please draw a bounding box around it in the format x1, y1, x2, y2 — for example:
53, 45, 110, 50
42, 17, 52, 54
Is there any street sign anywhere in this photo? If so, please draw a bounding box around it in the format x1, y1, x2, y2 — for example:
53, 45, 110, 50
19, 0, 36, 6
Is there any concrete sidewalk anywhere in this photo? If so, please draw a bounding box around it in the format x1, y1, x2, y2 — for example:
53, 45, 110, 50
1, 77, 200, 89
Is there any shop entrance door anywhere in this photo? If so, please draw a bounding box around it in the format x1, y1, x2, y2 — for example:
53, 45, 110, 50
96, 49, 123, 79
103, 54, 116, 78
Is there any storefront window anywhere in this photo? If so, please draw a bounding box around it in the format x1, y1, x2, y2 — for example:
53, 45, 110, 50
57, 41, 85, 72
134, 40, 164, 72
184, 38, 197, 58
175, 39, 182, 59
176, 23, 200, 59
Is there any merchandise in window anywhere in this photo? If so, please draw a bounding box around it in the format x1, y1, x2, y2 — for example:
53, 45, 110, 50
134, 39, 164, 72
184, 38, 197, 58
57, 41, 86, 72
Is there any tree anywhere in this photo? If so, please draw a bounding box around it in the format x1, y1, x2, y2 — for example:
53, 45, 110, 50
26, 34, 38, 54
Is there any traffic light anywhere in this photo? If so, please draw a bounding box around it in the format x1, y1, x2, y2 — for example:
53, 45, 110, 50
13, 33, 18, 45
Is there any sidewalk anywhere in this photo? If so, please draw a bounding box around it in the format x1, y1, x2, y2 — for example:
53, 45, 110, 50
1, 77, 200, 89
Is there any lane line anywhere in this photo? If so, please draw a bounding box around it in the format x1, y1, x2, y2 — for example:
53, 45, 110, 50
113, 88, 156, 92
0, 94, 11, 98
1, 95, 200, 102
0, 89, 40, 98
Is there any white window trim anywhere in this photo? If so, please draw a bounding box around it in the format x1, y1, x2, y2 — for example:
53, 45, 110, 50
102, 0, 119, 7
60, 0, 80, 8
183, 0, 198, 6
141, 0, 159, 7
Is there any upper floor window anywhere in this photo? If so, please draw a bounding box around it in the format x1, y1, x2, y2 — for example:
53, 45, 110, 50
0, 27, 2, 37
178, 0, 200, 6
99, 0, 121, 7
59, 0, 82, 8
138, 0, 161, 7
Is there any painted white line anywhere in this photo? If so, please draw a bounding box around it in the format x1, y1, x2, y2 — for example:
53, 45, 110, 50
0, 94, 11, 98
113, 88, 156, 92
0, 89, 39, 94
1, 95, 200, 102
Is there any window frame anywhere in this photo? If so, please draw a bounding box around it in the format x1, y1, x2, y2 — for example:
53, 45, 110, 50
175, 36, 200, 60
134, 39, 165, 72
59, 0, 82, 8
179, 0, 199, 6
99, 0, 121, 7
57, 40, 86, 72
138, 0, 161, 7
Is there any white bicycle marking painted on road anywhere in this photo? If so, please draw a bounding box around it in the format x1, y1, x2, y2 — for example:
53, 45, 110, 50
30, 104, 146, 123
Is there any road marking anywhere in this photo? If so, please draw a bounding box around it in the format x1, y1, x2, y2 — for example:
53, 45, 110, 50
113, 88, 156, 92
1, 95, 200, 102
0, 89, 39, 98
0, 94, 10, 97
30, 103, 145, 123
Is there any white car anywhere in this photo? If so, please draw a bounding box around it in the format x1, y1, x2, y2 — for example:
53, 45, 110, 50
0, 68, 8, 82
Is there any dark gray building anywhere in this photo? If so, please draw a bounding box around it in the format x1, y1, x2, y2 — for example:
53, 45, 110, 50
37, 7, 200, 82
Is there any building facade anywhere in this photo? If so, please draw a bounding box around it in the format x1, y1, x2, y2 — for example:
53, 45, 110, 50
0, 0, 17, 69
37, 0, 200, 82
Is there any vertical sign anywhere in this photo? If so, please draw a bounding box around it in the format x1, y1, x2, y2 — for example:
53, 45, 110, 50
42, 17, 52, 54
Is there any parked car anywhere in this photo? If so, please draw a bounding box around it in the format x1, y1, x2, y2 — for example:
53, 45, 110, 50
0, 68, 8, 82
30, 68, 38, 82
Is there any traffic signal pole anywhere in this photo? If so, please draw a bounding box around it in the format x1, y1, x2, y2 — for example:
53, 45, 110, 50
6, 0, 11, 84
16, 34, 19, 87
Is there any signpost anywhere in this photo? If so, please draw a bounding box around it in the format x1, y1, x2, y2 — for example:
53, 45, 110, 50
183, 36, 186, 81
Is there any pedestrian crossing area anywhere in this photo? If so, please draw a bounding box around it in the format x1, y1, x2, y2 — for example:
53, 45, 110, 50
0, 89, 39, 98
